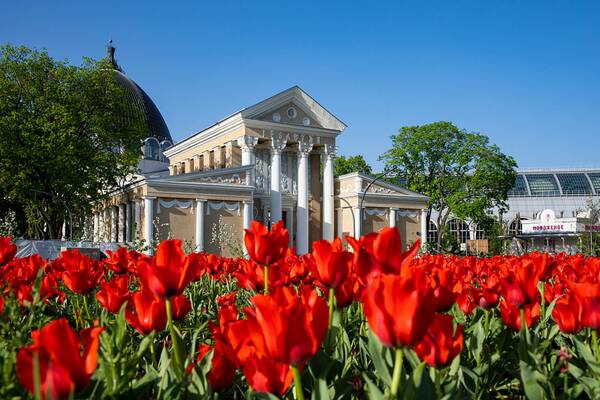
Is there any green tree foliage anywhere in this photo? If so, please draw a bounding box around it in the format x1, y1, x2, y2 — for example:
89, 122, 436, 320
0, 44, 146, 239
334, 155, 373, 177
380, 121, 517, 247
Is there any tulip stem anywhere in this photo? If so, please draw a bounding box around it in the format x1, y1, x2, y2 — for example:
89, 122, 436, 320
592, 330, 600, 364
33, 351, 42, 400
165, 298, 184, 378
291, 365, 304, 400
263, 265, 269, 295
484, 309, 490, 336
390, 347, 404, 398
328, 288, 335, 329
540, 284, 546, 321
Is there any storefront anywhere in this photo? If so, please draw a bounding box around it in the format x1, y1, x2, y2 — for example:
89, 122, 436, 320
503, 209, 600, 254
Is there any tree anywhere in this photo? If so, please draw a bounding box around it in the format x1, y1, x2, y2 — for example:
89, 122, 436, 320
379, 121, 517, 248
0, 44, 146, 239
334, 155, 373, 177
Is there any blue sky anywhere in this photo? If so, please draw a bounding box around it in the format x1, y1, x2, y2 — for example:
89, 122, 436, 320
2, 1, 599, 170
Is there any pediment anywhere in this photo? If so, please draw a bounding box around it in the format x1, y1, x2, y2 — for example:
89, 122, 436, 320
240, 86, 346, 131
254, 101, 324, 128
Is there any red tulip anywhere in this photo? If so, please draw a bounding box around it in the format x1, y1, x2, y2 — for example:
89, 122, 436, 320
334, 273, 364, 308
195, 342, 238, 392
241, 353, 294, 396
251, 286, 328, 366
138, 240, 196, 299
222, 313, 293, 396
60, 250, 104, 294
363, 273, 435, 348
0, 236, 16, 266
16, 319, 103, 400
572, 282, 600, 330
347, 227, 420, 283
310, 238, 352, 289
500, 261, 540, 307
170, 294, 192, 320
96, 275, 130, 314
499, 300, 540, 331
244, 220, 289, 266
414, 314, 463, 368
103, 247, 131, 274
125, 290, 167, 335
552, 293, 583, 334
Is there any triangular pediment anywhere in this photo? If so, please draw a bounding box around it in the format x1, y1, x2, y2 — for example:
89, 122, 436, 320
240, 86, 346, 131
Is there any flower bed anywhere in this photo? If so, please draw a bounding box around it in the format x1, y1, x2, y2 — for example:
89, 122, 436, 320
0, 223, 599, 399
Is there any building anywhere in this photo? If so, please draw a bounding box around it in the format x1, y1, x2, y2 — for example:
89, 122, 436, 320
501, 168, 600, 253
428, 168, 600, 254
92, 45, 429, 255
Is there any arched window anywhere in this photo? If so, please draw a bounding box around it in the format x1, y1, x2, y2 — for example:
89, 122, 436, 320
160, 140, 172, 162
448, 219, 469, 244
508, 219, 524, 236
143, 138, 160, 161
427, 220, 438, 243
475, 224, 485, 240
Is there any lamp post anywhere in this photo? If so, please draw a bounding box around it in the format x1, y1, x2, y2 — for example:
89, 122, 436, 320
358, 167, 399, 229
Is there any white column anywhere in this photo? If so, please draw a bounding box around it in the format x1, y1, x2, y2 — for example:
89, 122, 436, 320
270, 133, 287, 224
262, 202, 269, 227
110, 206, 118, 242
125, 202, 132, 242
118, 203, 126, 243
238, 136, 258, 186
195, 199, 206, 252
243, 199, 253, 257
420, 209, 428, 246
102, 208, 109, 242
296, 136, 313, 254
353, 206, 362, 238
134, 200, 142, 240
144, 197, 155, 255
389, 208, 397, 228
93, 213, 99, 242
322, 144, 336, 241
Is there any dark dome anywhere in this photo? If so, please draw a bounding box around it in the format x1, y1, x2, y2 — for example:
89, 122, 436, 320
106, 42, 172, 143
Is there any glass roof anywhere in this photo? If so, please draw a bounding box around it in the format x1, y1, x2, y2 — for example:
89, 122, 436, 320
525, 174, 560, 196
587, 173, 600, 194
508, 175, 529, 196
556, 174, 592, 195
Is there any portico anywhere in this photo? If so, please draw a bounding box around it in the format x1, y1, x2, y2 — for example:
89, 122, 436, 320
95, 86, 428, 255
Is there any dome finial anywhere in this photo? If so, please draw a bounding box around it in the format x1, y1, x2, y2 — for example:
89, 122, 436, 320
106, 39, 121, 71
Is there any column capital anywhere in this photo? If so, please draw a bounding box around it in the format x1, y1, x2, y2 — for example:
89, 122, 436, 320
237, 135, 259, 150
143, 196, 157, 200
195, 198, 207, 203
297, 135, 314, 155
323, 143, 338, 158
243, 199, 254, 205
270, 132, 288, 154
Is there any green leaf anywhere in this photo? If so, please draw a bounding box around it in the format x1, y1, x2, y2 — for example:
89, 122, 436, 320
366, 330, 393, 386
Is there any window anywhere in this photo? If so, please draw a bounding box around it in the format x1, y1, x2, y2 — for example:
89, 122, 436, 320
427, 221, 438, 243
556, 174, 592, 195
143, 138, 160, 161
160, 141, 172, 162
447, 219, 469, 244
475, 224, 485, 240
508, 175, 529, 196
525, 174, 560, 196
508, 219, 523, 236
586, 173, 600, 194
286, 107, 297, 119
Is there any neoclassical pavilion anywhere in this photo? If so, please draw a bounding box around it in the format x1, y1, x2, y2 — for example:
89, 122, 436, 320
92, 83, 429, 255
